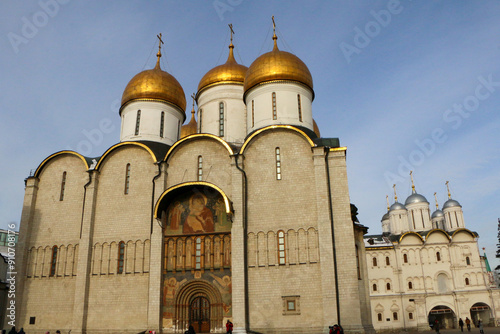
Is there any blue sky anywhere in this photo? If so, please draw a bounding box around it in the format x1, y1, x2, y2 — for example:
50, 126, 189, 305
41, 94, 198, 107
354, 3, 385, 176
1, 1, 499, 269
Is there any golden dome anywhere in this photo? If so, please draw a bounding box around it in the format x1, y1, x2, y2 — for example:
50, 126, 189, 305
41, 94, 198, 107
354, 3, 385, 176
180, 108, 198, 139
244, 36, 313, 96
197, 43, 248, 95
121, 59, 186, 113
313, 119, 321, 138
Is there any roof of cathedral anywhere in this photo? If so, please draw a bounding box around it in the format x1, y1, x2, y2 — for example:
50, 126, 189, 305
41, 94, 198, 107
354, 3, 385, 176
389, 202, 406, 211
443, 198, 462, 209
405, 192, 428, 205
243, 32, 313, 96
364, 228, 478, 247
197, 42, 248, 96
121, 47, 186, 113
431, 209, 444, 219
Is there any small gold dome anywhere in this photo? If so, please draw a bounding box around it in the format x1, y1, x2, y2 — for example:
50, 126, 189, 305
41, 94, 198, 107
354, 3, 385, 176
313, 119, 321, 138
180, 108, 198, 139
244, 37, 313, 96
197, 43, 248, 95
121, 60, 186, 113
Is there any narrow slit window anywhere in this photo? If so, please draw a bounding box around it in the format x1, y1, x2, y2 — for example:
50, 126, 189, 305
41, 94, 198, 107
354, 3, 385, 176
278, 231, 286, 265
272, 92, 277, 120
436, 252, 441, 261
386, 256, 390, 266
377, 313, 383, 322
393, 312, 398, 321
409, 313, 413, 320
198, 109, 202, 132
50, 246, 58, 277
124, 163, 131, 194
197, 156, 203, 181
252, 100, 255, 127
403, 253, 408, 263
59, 171, 67, 201
275, 147, 282, 180
373, 284, 377, 292
219, 102, 224, 137
386, 282, 391, 291
195, 237, 202, 269
160, 111, 165, 138
297, 94, 302, 122
466, 256, 470, 265
118, 241, 125, 274
408, 281, 413, 290
373, 257, 377, 267
135, 110, 141, 135
465, 277, 469, 285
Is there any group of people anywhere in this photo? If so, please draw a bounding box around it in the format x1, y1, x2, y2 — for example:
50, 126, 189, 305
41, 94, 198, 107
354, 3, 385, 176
329, 324, 343, 334
459, 317, 484, 333
6, 327, 25, 334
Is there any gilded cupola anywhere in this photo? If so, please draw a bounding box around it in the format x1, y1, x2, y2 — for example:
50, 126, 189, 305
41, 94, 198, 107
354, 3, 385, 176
243, 25, 313, 98
180, 98, 198, 139
121, 41, 186, 114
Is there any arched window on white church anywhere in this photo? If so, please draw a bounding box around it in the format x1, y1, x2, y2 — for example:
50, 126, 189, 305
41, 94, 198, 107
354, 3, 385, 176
465, 277, 470, 286
297, 94, 302, 122
437, 273, 449, 293
436, 251, 441, 261
160, 111, 165, 138
124, 164, 131, 195
135, 110, 141, 136
50, 245, 58, 277
197, 156, 203, 181
275, 147, 282, 180
219, 102, 224, 137
466, 256, 470, 265
59, 171, 67, 201
117, 241, 125, 274
372, 257, 377, 267
278, 231, 286, 265
272, 92, 277, 120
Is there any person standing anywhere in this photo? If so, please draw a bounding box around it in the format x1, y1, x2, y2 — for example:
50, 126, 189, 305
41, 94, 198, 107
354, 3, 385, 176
478, 320, 484, 334
466, 317, 471, 332
226, 320, 233, 334
459, 318, 464, 332
434, 319, 440, 334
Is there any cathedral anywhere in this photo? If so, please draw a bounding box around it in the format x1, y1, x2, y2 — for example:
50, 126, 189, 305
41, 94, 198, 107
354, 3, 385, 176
13, 25, 374, 334
364, 179, 500, 331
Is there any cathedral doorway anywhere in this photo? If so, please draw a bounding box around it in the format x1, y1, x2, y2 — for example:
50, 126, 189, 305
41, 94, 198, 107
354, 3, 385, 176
428, 305, 457, 329
190, 296, 210, 333
470, 303, 492, 326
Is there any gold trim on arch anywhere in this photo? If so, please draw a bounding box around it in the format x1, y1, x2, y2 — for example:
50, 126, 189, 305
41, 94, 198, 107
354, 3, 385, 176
95, 142, 157, 170
425, 228, 451, 241
239, 125, 315, 154
451, 228, 475, 238
329, 147, 347, 152
398, 231, 424, 243
34, 151, 89, 177
154, 181, 232, 218
164, 134, 234, 161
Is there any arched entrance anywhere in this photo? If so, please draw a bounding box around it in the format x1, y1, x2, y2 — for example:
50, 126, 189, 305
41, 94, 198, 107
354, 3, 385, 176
470, 303, 492, 327
190, 295, 210, 332
428, 305, 457, 329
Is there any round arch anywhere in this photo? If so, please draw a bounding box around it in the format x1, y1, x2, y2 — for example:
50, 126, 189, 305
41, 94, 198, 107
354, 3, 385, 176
451, 228, 476, 239
470, 302, 492, 326
34, 150, 89, 178
239, 125, 316, 154
174, 279, 224, 333
428, 305, 457, 329
94, 141, 157, 170
425, 229, 451, 241
398, 231, 425, 243
164, 134, 234, 162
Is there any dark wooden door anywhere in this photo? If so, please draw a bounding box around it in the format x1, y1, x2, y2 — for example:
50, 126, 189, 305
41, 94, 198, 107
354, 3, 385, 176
190, 296, 210, 333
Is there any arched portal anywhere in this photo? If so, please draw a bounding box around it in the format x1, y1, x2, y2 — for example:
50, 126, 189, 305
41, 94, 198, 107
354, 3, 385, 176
470, 302, 492, 326
428, 305, 457, 329
158, 183, 233, 333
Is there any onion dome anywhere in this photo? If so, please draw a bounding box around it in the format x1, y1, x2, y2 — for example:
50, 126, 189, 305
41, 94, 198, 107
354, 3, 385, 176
390, 202, 406, 211
197, 42, 248, 95
405, 192, 428, 205
180, 104, 198, 139
431, 209, 444, 219
382, 212, 389, 221
121, 52, 186, 113
313, 119, 320, 138
443, 199, 461, 209
243, 33, 313, 96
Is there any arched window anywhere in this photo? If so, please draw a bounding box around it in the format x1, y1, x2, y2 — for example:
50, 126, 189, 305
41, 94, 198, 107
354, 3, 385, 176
252, 100, 255, 127
195, 237, 202, 269
408, 281, 413, 290
436, 252, 441, 261
466, 256, 470, 265
297, 94, 302, 122
59, 171, 67, 201
372, 257, 377, 267
160, 111, 165, 137
197, 156, 203, 181
50, 246, 58, 277
372, 284, 377, 292
275, 147, 282, 180
409, 312, 413, 320
124, 163, 131, 194
219, 102, 224, 137
198, 108, 203, 132
465, 277, 469, 286
403, 253, 408, 263
377, 313, 382, 322
272, 92, 277, 120
386, 256, 390, 265
393, 312, 398, 321
135, 110, 141, 135
386, 282, 391, 291
117, 241, 125, 274
277, 231, 286, 265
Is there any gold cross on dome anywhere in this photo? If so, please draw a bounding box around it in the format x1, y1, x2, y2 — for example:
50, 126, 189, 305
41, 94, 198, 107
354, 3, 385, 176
228, 24, 234, 44
156, 33, 164, 60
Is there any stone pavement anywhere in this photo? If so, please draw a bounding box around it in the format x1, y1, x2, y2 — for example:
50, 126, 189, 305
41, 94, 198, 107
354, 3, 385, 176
395, 328, 500, 334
